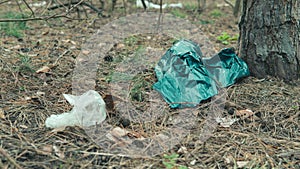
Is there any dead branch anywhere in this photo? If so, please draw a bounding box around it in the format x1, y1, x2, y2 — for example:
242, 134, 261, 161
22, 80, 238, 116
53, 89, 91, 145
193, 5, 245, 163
0, 14, 74, 22
48, 1, 103, 16
21, 0, 35, 17
224, 0, 234, 9
0, 0, 10, 5
0, 0, 103, 22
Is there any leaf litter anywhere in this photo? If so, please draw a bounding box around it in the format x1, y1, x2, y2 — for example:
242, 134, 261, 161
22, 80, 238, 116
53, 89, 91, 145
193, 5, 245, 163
0, 0, 299, 168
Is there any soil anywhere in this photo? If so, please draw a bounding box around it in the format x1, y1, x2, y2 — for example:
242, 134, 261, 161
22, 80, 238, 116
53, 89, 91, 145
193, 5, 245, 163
0, 0, 299, 168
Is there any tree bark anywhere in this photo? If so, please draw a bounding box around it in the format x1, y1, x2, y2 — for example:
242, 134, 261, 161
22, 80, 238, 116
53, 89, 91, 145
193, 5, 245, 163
238, 0, 300, 81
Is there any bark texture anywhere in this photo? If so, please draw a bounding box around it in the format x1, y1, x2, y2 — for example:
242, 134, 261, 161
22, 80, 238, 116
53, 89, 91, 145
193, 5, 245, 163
238, 0, 300, 81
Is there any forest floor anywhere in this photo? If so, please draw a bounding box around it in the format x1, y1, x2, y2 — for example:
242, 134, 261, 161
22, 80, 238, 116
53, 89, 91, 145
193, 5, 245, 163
0, 0, 299, 168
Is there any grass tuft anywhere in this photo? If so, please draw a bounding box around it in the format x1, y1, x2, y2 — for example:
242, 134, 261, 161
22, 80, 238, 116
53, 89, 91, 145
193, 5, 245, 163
0, 12, 29, 38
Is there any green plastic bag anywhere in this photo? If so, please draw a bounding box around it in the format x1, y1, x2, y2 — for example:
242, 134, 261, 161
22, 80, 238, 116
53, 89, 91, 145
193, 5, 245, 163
153, 39, 249, 108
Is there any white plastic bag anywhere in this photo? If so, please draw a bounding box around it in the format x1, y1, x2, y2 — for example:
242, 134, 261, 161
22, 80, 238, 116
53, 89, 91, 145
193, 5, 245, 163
45, 90, 106, 128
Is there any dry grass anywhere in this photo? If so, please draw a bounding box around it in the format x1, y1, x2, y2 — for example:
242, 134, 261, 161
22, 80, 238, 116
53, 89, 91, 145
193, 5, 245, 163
0, 0, 299, 168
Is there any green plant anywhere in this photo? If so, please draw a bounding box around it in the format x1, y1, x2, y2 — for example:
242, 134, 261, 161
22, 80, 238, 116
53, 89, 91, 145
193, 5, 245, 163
210, 9, 223, 18
171, 9, 187, 19
230, 34, 239, 41
0, 12, 28, 37
198, 19, 214, 25
217, 32, 230, 45
17, 54, 34, 73
162, 153, 188, 169
184, 3, 198, 11
124, 36, 138, 46
132, 45, 146, 61
291, 105, 299, 110
130, 71, 152, 102
106, 72, 134, 83
217, 32, 239, 45
19, 86, 25, 91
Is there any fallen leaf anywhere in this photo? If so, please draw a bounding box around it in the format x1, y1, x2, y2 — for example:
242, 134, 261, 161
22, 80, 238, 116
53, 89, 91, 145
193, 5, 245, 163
11, 45, 21, 49
77, 57, 85, 62
11, 127, 18, 133
216, 117, 239, 127
235, 109, 254, 119
111, 127, 128, 137
19, 125, 28, 129
107, 128, 125, 142
190, 159, 197, 165
54, 140, 69, 144
237, 161, 249, 168
177, 146, 188, 154
36, 66, 50, 73
36, 91, 45, 96
27, 53, 38, 57
106, 128, 131, 146
31, 95, 40, 100
4, 49, 11, 53
116, 43, 125, 49
53, 145, 65, 159
70, 46, 76, 49
62, 39, 76, 45
81, 50, 90, 55
217, 3, 230, 7
106, 133, 116, 142
42, 31, 49, 35
224, 157, 231, 164
127, 131, 144, 139
25, 97, 31, 101
253, 78, 266, 82
0, 108, 5, 119
50, 126, 66, 133
41, 145, 53, 154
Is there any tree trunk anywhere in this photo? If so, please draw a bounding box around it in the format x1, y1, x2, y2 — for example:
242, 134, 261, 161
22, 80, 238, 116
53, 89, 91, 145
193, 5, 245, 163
238, 0, 300, 81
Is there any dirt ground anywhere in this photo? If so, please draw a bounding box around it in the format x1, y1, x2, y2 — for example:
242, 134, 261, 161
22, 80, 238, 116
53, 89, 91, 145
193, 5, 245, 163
0, 0, 299, 168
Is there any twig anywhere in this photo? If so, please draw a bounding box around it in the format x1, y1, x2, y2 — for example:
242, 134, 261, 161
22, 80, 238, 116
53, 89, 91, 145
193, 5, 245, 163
261, 137, 300, 146
78, 151, 133, 158
41, 0, 52, 15
15, 0, 24, 17
49, 50, 70, 69
224, 0, 234, 9
21, 0, 35, 17
0, 147, 22, 169
277, 151, 300, 157
0, 13, 78, 22
48, 1, 103, 16
0, 0, 10, 5
0, 0, 103, 23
